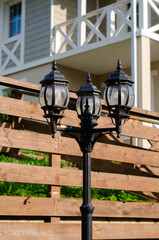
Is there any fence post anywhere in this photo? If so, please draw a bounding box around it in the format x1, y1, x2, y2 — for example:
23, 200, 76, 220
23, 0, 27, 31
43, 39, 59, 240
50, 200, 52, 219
49, 151, 61, 223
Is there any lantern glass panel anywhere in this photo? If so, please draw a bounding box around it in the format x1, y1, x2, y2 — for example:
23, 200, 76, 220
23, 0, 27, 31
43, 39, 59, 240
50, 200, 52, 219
82, 96, 94, 114
76, 96, 81, 115
46, 85, 53, 106
39, 86, 46, 107
127, 86, 134, 107
120, 84, 129, 105
107, 85, 119, 106
65, 86, 70, 107
76, 96, 94, 115
55, 84, 69, 107
94, 95, 102, 116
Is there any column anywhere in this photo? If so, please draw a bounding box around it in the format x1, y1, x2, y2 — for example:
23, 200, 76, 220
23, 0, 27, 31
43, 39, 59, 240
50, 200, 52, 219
137, 36, 151, 110
137, 36, 151, 149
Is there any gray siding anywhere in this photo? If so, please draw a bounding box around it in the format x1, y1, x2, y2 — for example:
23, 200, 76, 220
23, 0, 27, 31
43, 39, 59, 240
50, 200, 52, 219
24, 0, 50, 63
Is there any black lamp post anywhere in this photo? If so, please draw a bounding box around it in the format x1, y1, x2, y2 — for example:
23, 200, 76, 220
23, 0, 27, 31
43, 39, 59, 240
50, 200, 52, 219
39, 59, 134, 240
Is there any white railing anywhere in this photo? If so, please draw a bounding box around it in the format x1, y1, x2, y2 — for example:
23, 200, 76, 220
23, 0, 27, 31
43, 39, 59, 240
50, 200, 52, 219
0, 35, 24, 72
54, 0, 159, 55
54, 0, 132, 54
140, 0, 159, 42
0, 0, 25, 75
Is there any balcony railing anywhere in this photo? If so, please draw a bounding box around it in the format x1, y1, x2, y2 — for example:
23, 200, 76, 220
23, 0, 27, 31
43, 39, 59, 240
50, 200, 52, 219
54, 0, 159, 56
1, 0, 159, 76
0, 34, 24, 72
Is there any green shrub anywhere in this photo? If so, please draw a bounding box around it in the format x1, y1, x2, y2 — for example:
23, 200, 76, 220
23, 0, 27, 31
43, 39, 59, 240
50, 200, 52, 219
0, 153, 141, 202
61, 186, 140, 202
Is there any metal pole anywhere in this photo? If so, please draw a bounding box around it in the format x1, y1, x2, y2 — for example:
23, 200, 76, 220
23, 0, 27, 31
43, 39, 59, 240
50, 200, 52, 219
80, 151, 94, 240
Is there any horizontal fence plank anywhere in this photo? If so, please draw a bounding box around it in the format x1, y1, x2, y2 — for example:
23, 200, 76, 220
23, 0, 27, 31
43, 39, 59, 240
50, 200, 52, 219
1, 162, 159, 192
0, 77, 40, 93
0, 96, 80, 127
1, 222, 159, 239
1, 96, 159, 141
0, 77, 77, 98
0, 96, 44, 121
1, 127, 159, 167
1, 196, 159, 219
0, 127, 58, 153
1, 76, 159, 120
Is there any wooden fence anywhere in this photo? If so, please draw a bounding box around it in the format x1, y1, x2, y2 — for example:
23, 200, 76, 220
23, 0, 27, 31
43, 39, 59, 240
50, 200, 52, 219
1, 76, 159, 239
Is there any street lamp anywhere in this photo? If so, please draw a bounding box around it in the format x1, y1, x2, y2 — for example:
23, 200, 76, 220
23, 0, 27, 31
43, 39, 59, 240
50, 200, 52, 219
39, 59, 134, 240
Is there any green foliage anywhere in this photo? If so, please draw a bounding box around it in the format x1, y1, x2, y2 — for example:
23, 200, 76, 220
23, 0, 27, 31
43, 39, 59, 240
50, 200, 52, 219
0, 114, 12, 123
0, 182, 48, 198
0, 153, 141, 202
61, 186, 83, 199
61, 187, 140, 202
61, 159, 76, 168
20, 149, 49, 158
0, 153, 49, 198
0, 154, 49, 166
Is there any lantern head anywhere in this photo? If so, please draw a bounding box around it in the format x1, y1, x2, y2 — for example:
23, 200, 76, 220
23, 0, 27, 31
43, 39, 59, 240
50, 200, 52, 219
103, 59, 134, 137
39, 60, 70, 137
76, 73, 102, 126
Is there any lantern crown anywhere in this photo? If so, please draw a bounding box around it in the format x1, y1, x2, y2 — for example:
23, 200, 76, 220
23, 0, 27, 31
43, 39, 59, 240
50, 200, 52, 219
40, 60, 69, 86
104, 59, 134, 86
76, 73, 102, 124
76, 73, 101, 96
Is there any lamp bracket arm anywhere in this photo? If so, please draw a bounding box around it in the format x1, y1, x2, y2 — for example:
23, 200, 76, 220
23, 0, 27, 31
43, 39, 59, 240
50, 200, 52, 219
57, 126, 81, 133
92, 127, 116, 133
91, 127, 117, 149
56, 127, 82, 149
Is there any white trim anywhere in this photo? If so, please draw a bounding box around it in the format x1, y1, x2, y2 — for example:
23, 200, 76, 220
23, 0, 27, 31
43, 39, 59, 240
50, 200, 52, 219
5, 0, 21, 6
96, 0, 99, 42
131, 0, 137, 107
2, 39, 21, 70
1, 56, 53, 75
56, 20, 78, 54
77, 0, 86, 46
21, 0, 25, 65
3, 0, 159, 77
139, 0, 148, 29
0, 2, 3, 68
0, 0, 24, 71
0, 3, 3, 42
107, 8, 115, 37
0, 33, 132, 76
151, 70, 158, 111
50, 0, 54, 56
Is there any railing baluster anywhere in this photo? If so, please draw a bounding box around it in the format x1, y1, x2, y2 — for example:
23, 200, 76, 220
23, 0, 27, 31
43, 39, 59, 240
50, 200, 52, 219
53, 0, 139, 56
107, 7, 116, 38
77, 0, 86, 47
55, 27, 61, 54
138, 0, 148, 29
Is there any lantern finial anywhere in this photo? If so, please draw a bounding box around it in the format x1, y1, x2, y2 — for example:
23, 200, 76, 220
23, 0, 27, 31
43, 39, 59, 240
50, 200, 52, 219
52, 59, 57, 71
87, 72, 91, 83
117, 59, 122, 71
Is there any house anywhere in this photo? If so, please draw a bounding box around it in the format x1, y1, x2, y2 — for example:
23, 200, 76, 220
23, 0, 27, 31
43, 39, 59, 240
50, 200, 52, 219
0, 0, 159, 112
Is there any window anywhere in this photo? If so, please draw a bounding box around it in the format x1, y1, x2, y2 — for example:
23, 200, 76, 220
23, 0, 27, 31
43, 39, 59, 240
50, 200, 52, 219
9, 2, 22, 37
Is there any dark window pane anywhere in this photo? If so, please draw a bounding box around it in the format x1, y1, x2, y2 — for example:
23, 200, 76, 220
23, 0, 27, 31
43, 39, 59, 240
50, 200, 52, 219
9, 3, 22, 37
17, 19, 21, 34
10, 5, 17, 21
17, 3, 21, 15
10, 22, 17, 37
